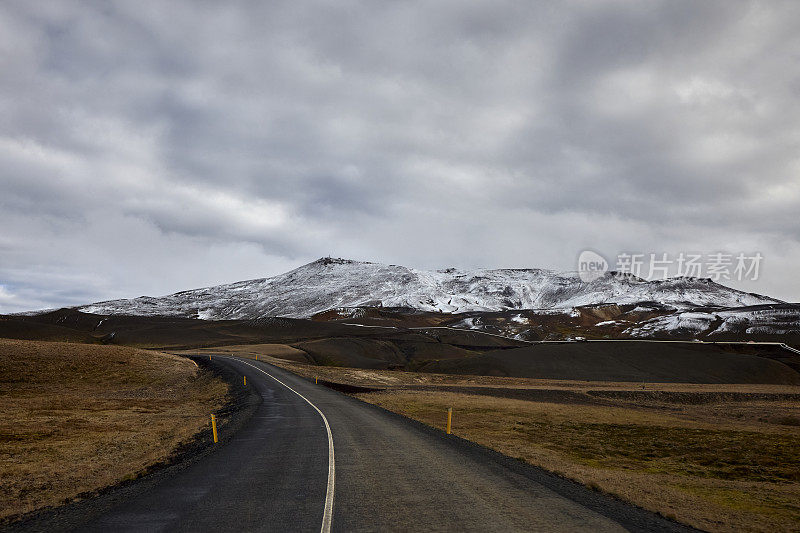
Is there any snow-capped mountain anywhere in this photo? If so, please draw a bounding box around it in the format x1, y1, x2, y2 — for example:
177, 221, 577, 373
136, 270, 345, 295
77, 257, 781, 320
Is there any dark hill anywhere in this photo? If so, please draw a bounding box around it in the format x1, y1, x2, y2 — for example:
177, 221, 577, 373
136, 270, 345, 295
419, 341, 800, 384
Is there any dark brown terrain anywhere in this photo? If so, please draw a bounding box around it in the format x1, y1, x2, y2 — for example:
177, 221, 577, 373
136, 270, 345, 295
3, 308, 799, 384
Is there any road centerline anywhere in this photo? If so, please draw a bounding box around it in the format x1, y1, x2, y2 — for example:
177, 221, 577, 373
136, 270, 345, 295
222, 356, 335, 533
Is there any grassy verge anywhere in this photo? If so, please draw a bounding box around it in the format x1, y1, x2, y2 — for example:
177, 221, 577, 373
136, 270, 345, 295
355, 389, 800, 532
0, 339, 228, 522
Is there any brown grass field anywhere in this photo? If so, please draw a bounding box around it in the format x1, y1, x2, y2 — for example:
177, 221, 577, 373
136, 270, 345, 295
203, 348, 800, 533
0, 339, 228, 522
355, 390, 800, 532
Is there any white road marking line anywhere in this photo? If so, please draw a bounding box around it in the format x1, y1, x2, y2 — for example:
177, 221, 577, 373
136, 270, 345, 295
780, 343, 800, 355
220, 356, 335, 533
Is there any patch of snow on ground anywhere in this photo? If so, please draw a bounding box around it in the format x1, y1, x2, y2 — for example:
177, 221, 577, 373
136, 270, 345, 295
452, 317, 479, 329
510, 314, 528, 324
625, 312, 717, 336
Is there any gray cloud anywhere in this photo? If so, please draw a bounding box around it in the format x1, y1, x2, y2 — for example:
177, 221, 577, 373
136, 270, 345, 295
1, 0, 799, 313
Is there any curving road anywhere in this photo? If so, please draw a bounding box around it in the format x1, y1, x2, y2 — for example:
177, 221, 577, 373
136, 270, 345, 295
69, 356, 692, 532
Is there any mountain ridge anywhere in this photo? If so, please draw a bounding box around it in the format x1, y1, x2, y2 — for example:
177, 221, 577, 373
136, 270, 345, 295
76, 257, 782, 320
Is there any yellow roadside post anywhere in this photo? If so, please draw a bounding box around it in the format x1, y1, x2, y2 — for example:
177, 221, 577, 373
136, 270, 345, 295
243, 375, 247, 386
315, 377, 318, 384
211, 414, 218, 443
446, 407, 452, 435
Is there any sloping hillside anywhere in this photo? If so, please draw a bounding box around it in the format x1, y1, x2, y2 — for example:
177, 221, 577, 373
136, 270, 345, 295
75, 258, 779, 319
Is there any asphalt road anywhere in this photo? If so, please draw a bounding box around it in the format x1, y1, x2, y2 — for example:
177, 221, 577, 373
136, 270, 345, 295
71, 356, 693, 532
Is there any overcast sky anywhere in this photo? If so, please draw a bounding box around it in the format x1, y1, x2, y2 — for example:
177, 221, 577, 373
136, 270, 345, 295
1, 0, 799, 313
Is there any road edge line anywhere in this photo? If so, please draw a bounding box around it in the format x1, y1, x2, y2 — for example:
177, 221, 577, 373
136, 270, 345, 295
227, 357, 335, 533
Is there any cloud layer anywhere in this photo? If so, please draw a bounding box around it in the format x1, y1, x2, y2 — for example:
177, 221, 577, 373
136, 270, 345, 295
1, 0, 799, 312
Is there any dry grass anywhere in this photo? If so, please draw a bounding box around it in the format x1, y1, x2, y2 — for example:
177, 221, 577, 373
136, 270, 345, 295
355, 390, 800, 532
0, 339, 228, 522
185, 343, 310, 362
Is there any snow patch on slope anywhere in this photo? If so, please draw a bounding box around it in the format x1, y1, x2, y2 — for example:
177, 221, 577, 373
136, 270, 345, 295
624, 305, 800, 337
